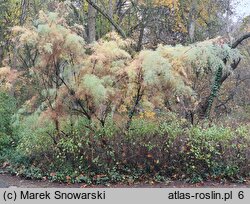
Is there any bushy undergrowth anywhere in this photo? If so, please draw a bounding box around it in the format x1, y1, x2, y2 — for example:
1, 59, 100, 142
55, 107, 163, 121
0, 92, 16, 164
0, 110, 249, 184
1, 8, 249, 186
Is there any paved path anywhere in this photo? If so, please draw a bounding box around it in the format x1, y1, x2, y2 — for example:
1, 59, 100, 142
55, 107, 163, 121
0, 174, 70, 188
0, 179, 8, 188
1, 173, 250, 188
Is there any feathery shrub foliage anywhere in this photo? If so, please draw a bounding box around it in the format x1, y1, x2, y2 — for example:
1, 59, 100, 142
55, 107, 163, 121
5, 9, 242, 128
0, 6, 248, 185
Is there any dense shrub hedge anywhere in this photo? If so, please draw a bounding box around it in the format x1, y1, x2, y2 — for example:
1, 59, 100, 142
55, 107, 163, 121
1, 111, 249, 184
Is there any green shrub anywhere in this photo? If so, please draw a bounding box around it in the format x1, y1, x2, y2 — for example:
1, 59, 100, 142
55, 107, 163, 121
0, 92, 16, 164
0, 92, 16, 135
3, 112, 250, 184
16, 114, 55, 157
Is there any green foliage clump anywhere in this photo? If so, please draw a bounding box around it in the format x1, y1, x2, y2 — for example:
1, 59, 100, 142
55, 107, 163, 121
16, 114, 55, 158
185, 124, 249, 182
2, 112, 249, 184
0, 7, 249, 187
0, 92, 16, 164
0, 92, 15, 136
81, 74, 107, 105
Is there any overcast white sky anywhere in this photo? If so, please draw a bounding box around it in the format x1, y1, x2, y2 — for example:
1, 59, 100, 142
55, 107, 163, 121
233, 0, 250, 20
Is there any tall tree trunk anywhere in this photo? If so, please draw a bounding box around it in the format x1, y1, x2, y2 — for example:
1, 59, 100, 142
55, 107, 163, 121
71, 0, 88, 41
109, 0, 114, 31
225, 0, 233, 44
189, 20, 195, 43
188, 0, 197, 43
204, 65, 223, 118
136, 9, 147, 51
20, 0, 29, 25
0, 46, 3, 66
136, 24, 145, 52
87, 0, 96, 43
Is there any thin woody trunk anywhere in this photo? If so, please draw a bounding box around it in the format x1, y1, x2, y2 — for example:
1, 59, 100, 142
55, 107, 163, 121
126, 68, 144, 130
109, 0, 114, 31
197, 32, 250, 119
87, 0, 96, 43
188, 0, 197, 43
20, 0, 29, 25
136, 24, 145, 52
0, 46, 3, 67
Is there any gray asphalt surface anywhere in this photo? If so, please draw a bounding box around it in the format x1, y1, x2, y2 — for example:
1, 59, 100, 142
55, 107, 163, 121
0, 173, 249, 188
0, 179, 9, 188
0, 174, 74, 188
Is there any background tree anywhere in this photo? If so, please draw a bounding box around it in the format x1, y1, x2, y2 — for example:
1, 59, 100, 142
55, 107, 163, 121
0, 0, 250, 184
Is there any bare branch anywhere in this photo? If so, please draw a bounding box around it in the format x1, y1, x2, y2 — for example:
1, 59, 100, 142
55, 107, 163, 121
85, 0, 126, 38
220, 58, 241, 84
231, 32, 250, 49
